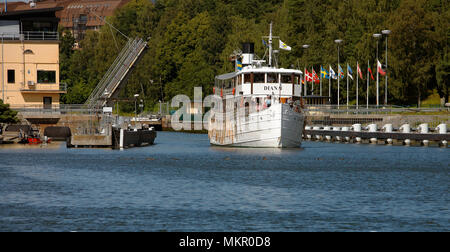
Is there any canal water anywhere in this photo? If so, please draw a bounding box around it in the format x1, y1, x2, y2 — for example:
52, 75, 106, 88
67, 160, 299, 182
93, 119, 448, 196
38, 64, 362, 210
0, 132, 448, 232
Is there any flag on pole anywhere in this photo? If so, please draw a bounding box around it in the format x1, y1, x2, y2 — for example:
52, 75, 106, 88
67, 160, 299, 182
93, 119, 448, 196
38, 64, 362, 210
377, 60, 386, 76
279, 40, 292, 51
312, 69, 320, 84
236, 59, 243, 71
357, 62, 364, 80
262, 39, 269, 48
321, 66, 329, 79
329, 66, 338, 80
347, 64, 353, 80
338, 65, 345, 79
368, 63, 375, 81
305, 69, 313, 82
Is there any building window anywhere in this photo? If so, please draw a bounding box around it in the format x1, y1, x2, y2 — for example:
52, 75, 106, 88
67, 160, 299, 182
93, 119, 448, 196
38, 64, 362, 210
37, 70, 56, 84
7, 70, 15, 84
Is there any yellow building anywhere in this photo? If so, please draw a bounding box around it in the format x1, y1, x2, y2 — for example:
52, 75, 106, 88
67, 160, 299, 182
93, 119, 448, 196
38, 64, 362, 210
0, 4, 65, 110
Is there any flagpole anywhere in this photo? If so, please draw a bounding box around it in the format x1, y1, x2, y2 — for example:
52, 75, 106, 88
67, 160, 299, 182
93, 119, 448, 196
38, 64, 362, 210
356, 62, 359, 110
338, 65, 340, 108
374, 33, 382, 107
376, 60, 379, 107
329, 65, 331, 104
367, 60, 370, 110
335, 39, 343, 108
320, 65, 323, 97
346, 63, 349, 108
304, 66, 307, 96
311, 66, 313, 95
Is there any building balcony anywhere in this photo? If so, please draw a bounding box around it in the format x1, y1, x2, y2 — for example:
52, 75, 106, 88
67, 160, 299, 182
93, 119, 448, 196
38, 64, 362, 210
0, 31, 59, 41
20, 82, 67, 94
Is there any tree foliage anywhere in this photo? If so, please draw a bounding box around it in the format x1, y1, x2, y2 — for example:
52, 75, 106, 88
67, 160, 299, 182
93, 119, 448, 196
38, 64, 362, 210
0, 100, 18, 124
60, 0, 449, 110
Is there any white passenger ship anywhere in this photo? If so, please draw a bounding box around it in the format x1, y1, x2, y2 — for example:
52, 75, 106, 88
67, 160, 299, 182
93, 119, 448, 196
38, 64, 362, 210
208, 23, 305, 148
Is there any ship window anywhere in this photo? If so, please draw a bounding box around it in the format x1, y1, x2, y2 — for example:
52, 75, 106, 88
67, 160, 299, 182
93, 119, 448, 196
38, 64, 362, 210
244, 74, 251, 84
267, 73, 278, 83
254, 73, 265, 83
37, 70, 56, 84
281, 74, 292, 84
294, 75, 301, 84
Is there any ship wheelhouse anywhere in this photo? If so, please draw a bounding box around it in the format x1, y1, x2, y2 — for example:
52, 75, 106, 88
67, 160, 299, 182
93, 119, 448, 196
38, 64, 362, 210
214, 67, 303, 100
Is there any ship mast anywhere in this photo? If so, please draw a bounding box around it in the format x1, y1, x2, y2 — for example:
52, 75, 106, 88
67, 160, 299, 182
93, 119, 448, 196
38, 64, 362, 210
268, 22, 273, 67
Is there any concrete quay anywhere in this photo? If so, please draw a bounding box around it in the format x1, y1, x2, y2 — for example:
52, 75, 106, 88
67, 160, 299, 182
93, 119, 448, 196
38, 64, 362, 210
304, 123, 449, 147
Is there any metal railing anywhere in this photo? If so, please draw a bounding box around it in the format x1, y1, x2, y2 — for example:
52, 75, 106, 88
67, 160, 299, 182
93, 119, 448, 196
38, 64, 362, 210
19, 82, 67, 92
85, 37, 148, 109
0, 32, 59, 41
11, 104, 102, 115
305, 105, 449, 115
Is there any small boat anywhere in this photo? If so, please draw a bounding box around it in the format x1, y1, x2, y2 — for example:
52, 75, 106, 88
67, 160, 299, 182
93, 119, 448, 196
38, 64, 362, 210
22, 128, 51, 145
26, 136, 52, 145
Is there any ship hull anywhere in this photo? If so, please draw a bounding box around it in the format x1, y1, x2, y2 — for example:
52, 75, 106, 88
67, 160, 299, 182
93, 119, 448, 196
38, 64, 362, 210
209, 103, 304, 148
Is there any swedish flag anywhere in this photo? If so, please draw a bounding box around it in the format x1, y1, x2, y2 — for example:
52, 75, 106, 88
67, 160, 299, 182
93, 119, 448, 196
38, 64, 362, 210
321, 66, 329, 79
237, 60, 243, 71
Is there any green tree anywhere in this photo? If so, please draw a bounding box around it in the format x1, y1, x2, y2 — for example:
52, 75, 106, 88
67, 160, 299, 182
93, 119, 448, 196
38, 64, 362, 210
0, 100, 19, 124
388, 0, 440, 106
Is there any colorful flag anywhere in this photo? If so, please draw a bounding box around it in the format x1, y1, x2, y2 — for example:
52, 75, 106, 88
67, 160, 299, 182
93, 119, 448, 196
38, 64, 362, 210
236, 60, 243, 71
262, 39, 269, 48
305, 69, 313, 82
321, 66, 329, 79
357, 62, 364, 80
329, 66, 338, 80
347, 64, 353, 80
378, 60, 386, 76
368, 63, 375, 81
312, 69, 320, 84
338, 65, 345, 79
279, 40, 292, 51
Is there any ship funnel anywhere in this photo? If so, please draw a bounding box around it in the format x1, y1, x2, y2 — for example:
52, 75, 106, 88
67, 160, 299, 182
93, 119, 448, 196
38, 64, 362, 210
241, 42, 254, 66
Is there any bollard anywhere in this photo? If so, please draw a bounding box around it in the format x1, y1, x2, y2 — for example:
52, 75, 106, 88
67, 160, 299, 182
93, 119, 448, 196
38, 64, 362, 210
313, 126, 321, 140
383, 124, 393, 144
436, 124, 448, 147
120, 128, 124, 150
333, 127, 341, 141
418, 123, 429, 146
324, 126, 332, 141
368, 124, 378, 144
353, 124, 362, 143
342, 126, 350, 142
400, 124, 411, 146
305, 126, 312, 139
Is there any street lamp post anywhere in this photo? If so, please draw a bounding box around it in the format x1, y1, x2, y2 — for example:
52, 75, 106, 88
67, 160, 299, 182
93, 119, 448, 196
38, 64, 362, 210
382, 30, 391, 106
335, 39, 343, 108
373, 33, 382, 106
302, 44, 310, 97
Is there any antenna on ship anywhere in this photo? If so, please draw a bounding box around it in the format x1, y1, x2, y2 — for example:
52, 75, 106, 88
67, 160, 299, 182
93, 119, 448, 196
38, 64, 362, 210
268, 22, 273, 67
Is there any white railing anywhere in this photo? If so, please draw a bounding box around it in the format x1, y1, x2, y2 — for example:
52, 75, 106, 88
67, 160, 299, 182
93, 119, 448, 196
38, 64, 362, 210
0, 32, 59, 41
305, 105, 449, 115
